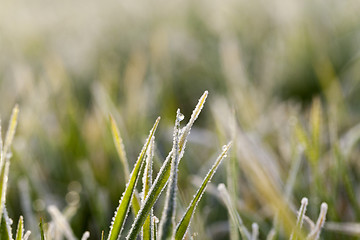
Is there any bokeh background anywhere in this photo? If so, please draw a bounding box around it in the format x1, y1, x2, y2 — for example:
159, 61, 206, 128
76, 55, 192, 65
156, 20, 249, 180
1, 0, 360, 239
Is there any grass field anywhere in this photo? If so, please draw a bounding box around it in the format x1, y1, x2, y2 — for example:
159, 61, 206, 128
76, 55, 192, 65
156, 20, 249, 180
1, 0, 360, 239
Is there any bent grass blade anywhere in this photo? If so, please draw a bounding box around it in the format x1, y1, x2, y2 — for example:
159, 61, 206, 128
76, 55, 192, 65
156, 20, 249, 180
110, 114, 141, 214
175, 142, 231, 240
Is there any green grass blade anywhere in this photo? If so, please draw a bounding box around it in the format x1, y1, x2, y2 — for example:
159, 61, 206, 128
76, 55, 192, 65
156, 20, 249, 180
0, 161, 10, 223
3, 104, 19, 159
107, 117, 160, 240
142, 137, 155, 240
158, 110, 182, 240
153, 216, 158, 240
110, 114, 141, 215
127, 91, 208, 240
15, 216, 24, 240
110, 114, 130, 180
1, 207, 12, 240
310, 98, 321, 164
175, 142, 231, 240
39, 218, 45, 240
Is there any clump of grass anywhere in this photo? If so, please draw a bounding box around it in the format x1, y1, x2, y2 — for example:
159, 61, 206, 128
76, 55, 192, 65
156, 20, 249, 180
0, 92, 335, 240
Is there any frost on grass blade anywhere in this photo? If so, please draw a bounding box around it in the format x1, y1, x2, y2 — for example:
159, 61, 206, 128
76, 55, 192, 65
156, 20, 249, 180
217, 182, 250, 240
179, 91, 208, 158
110, 114, 141, 215
108, 117, 160, 240
127, 91, 208, 240
81, 231, 90, 240
175, 142, 231, 240
251, 223, 259, 240
290, 198, 308, 240
3, 104, 19, 161
307, 203, 328, 240
23, 231, 31, 240
15, 216, 24, 240
48, 205, 76, 240
0, 161, 10, 223
0, 105, 19, 223
0, 207, 13, 240
110, 114, 130, 179
158, 109, 182, 240
142, 137, 155, 240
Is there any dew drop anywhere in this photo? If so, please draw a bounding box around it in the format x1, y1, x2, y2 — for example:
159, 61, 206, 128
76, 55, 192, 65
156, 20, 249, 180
222, 145, 228, 151
177, 112, 184, 122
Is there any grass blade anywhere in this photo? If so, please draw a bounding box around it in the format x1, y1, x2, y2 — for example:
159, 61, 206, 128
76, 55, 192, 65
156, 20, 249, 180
15, 216, 24, 240
39, 218, 46, 240
1, 207, 12, 240
307, 203, 328, 240
48, 205, 77, 240
217, 182, 251, 240
175, 142, 231, 240
23, 231, 31, 240
110, 114, 130, 180
290, 198, 308, 240
0, 161, 10, 223
142, 137, 155, 240
158, 109, 182, 240
127, 91, 208, 240
110, 114, 141, 214
3, 104, 19, 160
81, 231, 90, 240
107, 117, 160, 240
251, 223, 259, 240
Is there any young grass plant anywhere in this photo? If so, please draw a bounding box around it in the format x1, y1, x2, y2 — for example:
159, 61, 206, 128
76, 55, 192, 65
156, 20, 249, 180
107, 117, 160, 240
126, 91, 209, 240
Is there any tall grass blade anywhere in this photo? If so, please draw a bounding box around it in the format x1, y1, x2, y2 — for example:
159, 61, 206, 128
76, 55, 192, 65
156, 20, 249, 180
127, 91, 208, 240
158, 109, 182, 240
110, 114, 141, 214
142, 137, 155, 240
175, 142, 232, 240
15, 216, 24, 240
216, 182, 250, 240
108, 117, 160, 240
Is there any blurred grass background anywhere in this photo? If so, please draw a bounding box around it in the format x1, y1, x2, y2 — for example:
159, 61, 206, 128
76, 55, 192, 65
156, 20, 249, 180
1, 0, 360, 238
